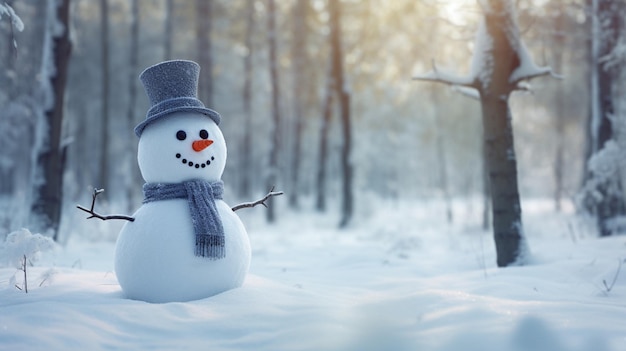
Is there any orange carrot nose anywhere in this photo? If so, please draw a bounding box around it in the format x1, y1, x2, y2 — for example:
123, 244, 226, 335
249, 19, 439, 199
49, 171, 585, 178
192, 139, 213, 152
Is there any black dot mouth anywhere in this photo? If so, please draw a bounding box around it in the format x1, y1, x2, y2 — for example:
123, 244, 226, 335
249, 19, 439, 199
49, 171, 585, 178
176, 153, 214, 169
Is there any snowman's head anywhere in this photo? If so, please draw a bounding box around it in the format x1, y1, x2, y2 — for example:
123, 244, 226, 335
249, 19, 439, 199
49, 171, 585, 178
137, 112, 227, 183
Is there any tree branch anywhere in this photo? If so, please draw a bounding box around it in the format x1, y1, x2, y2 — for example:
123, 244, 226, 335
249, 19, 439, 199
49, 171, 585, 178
510, 66, 560, 85
232, 187, 284, 212
412, 59, 475, 88
76, 188, 135, 222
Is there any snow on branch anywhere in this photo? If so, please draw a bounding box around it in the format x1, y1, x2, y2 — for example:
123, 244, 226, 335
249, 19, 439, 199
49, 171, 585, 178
451, 85, 480, 100
502, 1, 558, 85
415, 0, 557, 96
470, 18, 493, 91
509, 41, 557, 84
412, 60, 475, 88
0, 2, 24, 32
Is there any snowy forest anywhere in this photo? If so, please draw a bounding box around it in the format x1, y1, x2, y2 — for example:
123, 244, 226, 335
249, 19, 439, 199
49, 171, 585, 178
1, 0, 626, 350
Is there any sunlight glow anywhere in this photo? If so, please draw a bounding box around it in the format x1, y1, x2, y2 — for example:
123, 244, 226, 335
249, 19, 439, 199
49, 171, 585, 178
437, 0, 479, 26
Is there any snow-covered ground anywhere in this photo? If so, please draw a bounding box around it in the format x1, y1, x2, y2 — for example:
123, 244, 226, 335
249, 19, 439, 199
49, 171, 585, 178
1, 198, 625, 351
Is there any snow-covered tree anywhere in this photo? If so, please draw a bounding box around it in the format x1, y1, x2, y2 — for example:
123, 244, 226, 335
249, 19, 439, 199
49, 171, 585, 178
579, 0, 626, 236
329, 0, 353, 228
414, 0, 554, 267
30, 0, 72, 241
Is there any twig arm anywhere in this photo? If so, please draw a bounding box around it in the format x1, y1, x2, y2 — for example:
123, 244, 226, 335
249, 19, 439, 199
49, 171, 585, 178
76, 188, 135, 222
231, 187, 284, 212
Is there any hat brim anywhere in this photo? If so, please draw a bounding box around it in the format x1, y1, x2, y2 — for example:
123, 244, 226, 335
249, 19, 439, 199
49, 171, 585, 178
134, 106, 221, 137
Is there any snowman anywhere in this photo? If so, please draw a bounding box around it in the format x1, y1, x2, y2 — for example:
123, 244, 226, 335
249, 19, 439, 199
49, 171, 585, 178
78, 60, 281, 303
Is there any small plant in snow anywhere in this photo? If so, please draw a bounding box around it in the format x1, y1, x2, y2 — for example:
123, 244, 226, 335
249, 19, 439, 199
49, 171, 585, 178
0, 228, 55, 293
602, 258, 623, 294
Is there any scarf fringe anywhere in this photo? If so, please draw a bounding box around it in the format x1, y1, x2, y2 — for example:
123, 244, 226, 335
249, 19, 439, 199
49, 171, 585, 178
195, 235, 226, 259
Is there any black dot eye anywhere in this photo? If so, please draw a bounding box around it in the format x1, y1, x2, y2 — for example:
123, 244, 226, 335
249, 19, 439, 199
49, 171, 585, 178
176, 130, 187, 141
199, 129, 209, 139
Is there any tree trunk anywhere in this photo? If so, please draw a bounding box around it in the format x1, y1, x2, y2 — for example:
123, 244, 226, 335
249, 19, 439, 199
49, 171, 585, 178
432, 87, 453, 223
481, 94, 524, 266
552, 0, 565, 212
315, 62, 333, 212
30, 0, 72, 240
481, 1, 526, 266
126, 0, 140, 212
164, 0, 173, 61
266, 0, 282, 223
482, 141, 491, 230
99, 0, 110, 192
288, 0, 308, 210
196, 0, 213, 107
328, 0, 353, 228
239, 0, 255, 199
338, 90, 353, 228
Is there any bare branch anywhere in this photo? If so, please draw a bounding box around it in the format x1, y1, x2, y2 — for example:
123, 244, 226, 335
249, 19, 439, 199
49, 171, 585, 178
76, 188, 135, 222
232, 187, 284, 212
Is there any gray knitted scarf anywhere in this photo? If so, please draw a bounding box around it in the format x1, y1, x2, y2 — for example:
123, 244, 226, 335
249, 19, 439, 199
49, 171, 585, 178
143, 179, 225, 259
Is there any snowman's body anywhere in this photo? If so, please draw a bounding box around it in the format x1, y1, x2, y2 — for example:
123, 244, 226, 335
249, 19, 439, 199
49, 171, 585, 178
115, 199, 250, 303
114, 112, 250, 303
